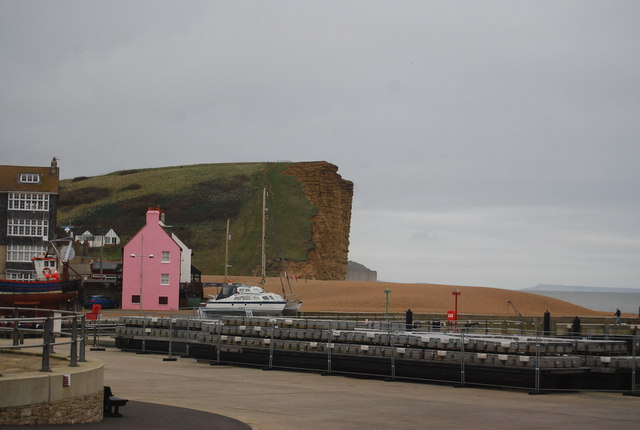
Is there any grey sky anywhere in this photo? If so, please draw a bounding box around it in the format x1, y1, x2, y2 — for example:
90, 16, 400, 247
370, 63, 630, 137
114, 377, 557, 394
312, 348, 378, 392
2, 1, 639, 290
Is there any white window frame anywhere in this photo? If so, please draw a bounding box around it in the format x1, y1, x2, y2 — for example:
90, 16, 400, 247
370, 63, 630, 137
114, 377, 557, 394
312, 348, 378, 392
161, 251, 170, 263
6, 244, 47, 262
6, 270, 37, 281
8, 193, 50, 211
19, 173, 41, 183
160, 273, 170, 285
7, 218, 49, 237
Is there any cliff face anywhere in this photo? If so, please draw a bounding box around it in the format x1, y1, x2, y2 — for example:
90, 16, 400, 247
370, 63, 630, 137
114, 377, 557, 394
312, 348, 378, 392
284, 162, 353, 280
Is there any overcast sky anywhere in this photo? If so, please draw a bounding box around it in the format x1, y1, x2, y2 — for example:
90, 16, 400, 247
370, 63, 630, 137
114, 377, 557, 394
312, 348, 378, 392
2, 1, 639, 290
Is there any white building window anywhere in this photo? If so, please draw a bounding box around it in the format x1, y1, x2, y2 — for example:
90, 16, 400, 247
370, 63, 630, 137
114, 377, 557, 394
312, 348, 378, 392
160, 273, 170, 285
6, 270, 36, 281
19, 173, 41, 183
8, 193, 50, 211
7, 244, 47, 262
7, 219, 49, 237
161, 251, 170, 263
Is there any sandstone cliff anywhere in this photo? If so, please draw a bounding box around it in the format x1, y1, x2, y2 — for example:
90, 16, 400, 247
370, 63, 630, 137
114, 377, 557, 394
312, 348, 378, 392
284, 162, 353, 280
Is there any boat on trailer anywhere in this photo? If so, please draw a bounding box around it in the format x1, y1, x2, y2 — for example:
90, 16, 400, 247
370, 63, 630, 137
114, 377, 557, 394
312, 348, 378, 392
197, 283, 287, 318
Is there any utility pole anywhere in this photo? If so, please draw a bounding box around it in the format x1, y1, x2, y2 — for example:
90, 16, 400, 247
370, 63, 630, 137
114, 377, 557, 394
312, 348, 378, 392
224, 218, 230, 283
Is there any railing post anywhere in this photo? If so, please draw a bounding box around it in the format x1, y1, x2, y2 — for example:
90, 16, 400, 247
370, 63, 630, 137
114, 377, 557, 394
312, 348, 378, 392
12, 308, 21, 347
79, 315, 86, 362
41, 317, 52, 372
460, 331, 466, 386
327, 330, 332, 374
534, 336, 541, 394
141, 317, 147, 353
632, 335, 637, 394
69, 315, 78, 367
268, 323, 275, 369
183, 318, 191, 357
389, 332, 396, 381
163, 318, 177, 361
216, 322, 222, 364
90, 313, 105, 351
48, 311, 55, 353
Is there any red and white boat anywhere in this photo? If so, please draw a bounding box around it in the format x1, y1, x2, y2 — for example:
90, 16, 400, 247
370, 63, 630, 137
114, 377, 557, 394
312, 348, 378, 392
0, 254, 80, 308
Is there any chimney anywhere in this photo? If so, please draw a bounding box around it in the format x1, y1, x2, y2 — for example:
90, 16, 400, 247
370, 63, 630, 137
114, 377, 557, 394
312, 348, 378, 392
146, 209, 161, 225
50, 157, 59, 177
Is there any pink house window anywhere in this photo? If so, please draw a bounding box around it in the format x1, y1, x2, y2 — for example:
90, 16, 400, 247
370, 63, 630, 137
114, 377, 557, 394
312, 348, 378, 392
160, 273, 170, 285
161, 251, 170, 263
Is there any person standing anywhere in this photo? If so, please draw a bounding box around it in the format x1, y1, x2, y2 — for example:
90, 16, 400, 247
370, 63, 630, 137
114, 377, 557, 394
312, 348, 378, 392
614, 308, 622, 325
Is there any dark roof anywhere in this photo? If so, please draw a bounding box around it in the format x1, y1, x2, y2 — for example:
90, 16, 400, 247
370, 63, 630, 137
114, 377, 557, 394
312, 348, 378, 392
91, 261, 123, 271
0, 162, 59, 193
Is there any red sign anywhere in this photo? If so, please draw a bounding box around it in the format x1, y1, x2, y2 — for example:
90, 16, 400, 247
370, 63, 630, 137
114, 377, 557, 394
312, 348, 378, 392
447, 310, 457, 321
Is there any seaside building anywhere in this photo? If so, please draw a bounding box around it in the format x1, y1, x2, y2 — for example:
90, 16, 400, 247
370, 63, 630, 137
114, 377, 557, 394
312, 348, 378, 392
121, 208, 193, 311
0, 158, 60, 280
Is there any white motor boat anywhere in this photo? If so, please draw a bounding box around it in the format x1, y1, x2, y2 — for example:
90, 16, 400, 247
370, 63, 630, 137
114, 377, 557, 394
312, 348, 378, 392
197, 283, 287, 318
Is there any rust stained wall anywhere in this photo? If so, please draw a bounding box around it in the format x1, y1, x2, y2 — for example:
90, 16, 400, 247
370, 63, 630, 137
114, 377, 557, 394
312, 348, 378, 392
284, 161, 353, 280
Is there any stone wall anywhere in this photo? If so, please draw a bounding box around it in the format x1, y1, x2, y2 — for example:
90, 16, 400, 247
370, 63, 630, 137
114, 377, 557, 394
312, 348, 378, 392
0, 389, 103, 425
284, 162, 353, 280
0, 353, 104, 425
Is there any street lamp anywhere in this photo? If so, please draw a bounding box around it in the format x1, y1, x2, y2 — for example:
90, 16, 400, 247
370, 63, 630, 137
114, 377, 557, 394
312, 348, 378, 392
452, 289, 461, 331
129, 236, 154, 312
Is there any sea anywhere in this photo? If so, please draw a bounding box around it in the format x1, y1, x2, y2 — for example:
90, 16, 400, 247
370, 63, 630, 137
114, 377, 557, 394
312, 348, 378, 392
528, 291, 640, 315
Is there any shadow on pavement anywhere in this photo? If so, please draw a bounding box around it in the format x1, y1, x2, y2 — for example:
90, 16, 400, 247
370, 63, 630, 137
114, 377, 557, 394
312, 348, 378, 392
2, 401, 251, 430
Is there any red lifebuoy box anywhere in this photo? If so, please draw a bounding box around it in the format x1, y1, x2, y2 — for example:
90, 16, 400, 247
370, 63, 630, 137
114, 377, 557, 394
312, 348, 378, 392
447, 310, 457, 321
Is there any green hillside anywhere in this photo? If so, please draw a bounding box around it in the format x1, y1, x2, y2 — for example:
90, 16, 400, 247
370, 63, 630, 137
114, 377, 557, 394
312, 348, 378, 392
58, 162, 316, 276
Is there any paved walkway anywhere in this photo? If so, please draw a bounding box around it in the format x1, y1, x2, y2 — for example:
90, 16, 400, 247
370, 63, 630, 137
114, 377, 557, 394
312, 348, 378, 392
2, 345, 640, 429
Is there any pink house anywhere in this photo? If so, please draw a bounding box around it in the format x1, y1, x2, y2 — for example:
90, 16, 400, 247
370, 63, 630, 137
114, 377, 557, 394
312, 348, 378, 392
121, 208, 184, 311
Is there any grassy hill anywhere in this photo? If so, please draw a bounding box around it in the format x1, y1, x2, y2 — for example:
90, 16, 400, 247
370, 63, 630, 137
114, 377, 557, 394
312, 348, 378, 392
58, 162, 317, 276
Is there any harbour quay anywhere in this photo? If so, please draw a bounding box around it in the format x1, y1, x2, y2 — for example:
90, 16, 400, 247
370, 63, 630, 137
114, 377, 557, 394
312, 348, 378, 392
113, 315, 640, 393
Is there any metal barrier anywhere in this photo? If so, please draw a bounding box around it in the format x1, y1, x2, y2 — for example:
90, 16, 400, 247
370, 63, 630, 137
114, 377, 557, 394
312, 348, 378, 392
111, 315, 639, 394
0, 307, 88, 372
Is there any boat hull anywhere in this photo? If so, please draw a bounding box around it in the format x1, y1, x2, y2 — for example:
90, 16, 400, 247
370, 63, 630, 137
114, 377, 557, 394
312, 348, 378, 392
0, 279, 80, 307
282, 299, 302, 316
198, 301, 286, 317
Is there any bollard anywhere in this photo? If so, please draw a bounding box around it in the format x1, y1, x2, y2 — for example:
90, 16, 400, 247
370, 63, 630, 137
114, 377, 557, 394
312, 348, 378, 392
572, 316, 581, 337
543, 311, 551, 336
405, 309, 413, 331
69, 316, 78, 367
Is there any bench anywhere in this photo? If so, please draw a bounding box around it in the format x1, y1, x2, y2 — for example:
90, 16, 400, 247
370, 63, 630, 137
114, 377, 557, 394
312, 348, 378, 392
104, 386, 128, 417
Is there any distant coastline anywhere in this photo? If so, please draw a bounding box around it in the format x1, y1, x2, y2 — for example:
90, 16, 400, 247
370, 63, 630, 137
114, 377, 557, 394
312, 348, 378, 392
527, 291, 640, 314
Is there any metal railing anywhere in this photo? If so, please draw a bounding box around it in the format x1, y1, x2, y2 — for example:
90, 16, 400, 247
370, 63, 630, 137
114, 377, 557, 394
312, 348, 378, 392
0, 307, 88, 372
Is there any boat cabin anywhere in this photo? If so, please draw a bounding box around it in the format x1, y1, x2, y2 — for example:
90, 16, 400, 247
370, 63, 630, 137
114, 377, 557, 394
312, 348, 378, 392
32, 257, 59, 281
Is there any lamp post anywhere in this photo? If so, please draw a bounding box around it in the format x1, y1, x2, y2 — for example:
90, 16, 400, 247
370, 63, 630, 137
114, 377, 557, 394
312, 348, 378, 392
129, 235, 154, 313
452, 289, 461, 331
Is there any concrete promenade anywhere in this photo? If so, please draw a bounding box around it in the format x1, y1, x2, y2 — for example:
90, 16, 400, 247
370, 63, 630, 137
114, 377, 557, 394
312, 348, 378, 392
67, 347, 640, 429
2, 340, 640, 429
